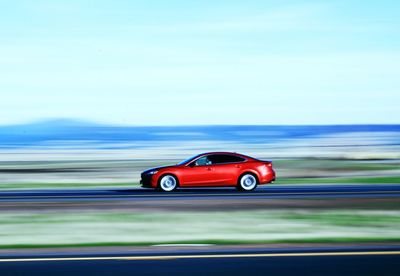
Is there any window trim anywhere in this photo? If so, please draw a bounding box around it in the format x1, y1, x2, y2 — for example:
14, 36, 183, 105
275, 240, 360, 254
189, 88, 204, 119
188, 154, 247, 167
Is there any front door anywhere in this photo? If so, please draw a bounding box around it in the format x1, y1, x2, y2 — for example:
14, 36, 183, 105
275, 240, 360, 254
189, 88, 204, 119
180, 156, 217, 186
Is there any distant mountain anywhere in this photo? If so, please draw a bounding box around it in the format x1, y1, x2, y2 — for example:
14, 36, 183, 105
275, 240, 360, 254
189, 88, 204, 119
0, 119, 399, 148
1, 118, 104, 131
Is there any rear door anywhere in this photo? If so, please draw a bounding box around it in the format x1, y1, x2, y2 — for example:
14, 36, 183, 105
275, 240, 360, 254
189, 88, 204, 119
207, 154, 246, 185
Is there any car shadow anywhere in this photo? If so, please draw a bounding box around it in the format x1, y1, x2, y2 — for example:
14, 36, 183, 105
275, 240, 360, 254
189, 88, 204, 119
109, 187, 239, 194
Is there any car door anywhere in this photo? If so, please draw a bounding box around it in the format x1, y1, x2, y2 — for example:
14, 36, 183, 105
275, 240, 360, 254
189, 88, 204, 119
180, 155, 217, 186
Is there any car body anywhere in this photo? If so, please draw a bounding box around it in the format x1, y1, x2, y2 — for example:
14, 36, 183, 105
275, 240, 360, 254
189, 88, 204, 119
140, 152, 276, 191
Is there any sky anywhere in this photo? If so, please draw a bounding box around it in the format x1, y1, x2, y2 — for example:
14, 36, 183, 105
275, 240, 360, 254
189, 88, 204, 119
0, 0, 399, 125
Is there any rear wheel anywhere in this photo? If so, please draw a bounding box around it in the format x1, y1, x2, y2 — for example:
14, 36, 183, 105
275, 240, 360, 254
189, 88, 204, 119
237, 174, 258, 191
158, 175, 178, 192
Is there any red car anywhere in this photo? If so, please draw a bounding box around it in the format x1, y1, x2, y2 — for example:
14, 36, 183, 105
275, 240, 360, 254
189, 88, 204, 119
140, 152, 276, 192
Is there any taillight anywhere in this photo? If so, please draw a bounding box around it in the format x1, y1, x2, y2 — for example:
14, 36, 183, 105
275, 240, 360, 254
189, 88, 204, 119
265, 162, 272, 167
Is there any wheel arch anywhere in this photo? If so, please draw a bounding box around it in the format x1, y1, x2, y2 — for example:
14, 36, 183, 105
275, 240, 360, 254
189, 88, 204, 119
157, 172, 180, 187
237, 170, 260, 185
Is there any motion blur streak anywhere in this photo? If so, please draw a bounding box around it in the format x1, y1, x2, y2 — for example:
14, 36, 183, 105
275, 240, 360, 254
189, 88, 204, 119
1, 251, 400, 263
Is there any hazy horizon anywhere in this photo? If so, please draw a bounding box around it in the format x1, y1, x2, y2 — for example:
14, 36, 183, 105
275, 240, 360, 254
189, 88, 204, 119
1, 117, 400, 127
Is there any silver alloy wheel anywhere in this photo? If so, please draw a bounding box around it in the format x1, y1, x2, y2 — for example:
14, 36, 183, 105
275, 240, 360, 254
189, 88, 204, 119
159, 175, 177, 192
240, 174, 257, 191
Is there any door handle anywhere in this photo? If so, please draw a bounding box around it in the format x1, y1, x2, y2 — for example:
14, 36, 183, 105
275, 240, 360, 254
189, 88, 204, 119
235, 165, 241, 168
206, 167, 213, 171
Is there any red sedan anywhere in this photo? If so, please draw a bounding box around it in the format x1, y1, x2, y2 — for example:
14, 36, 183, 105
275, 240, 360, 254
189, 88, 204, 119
140, 152, 276, 192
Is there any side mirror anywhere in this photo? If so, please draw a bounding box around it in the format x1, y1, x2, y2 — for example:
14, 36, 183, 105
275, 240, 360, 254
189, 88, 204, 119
188, 162, 196, 167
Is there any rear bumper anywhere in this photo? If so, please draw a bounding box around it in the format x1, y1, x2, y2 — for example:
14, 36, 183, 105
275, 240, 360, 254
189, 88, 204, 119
260, 169, 276, 184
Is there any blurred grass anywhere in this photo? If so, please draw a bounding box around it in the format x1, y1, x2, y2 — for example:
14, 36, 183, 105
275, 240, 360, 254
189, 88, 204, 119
2, 238, 400, 249
0, 182, 137, 190
0, 210, 399, 249
275, 176, 400, 184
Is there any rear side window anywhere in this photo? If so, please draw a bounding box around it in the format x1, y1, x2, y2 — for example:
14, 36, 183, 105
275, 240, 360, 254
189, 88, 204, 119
208, 154, 245, 164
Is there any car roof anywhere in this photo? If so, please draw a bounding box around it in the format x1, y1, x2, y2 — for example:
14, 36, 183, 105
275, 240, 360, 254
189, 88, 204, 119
200, 152, 256, 160
202, 151, 239, 155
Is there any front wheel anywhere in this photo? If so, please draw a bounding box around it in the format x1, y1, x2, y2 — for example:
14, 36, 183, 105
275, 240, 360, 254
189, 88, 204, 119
237, 174, 258, 191
158, 175, 178, 192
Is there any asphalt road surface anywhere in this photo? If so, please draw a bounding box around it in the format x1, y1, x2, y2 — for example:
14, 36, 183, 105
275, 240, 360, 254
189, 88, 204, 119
1, 184, 400, 202
0, 184, 399, 211
0, 245, 399, 276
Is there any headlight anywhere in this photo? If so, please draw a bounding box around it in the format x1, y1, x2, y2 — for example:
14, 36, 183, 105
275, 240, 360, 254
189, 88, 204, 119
148, 170, 158, 175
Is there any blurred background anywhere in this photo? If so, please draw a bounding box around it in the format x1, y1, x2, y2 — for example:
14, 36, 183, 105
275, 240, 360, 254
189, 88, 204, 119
0, 0, 399, 250
0, 1, 399, 189
0, 121, 399, 188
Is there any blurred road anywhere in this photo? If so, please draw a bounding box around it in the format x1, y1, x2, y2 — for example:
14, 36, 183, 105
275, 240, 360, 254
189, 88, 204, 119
0, 245, 399, 275
0, 184, 399, 201
0, 184, 399, 211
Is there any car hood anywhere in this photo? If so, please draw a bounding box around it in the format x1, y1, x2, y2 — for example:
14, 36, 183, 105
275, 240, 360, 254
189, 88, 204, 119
142, 165, 177, 174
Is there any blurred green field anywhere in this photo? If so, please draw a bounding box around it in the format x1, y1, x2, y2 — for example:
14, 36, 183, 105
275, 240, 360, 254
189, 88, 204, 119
277, 176, 400, 184
0, 176, 400, 190
0, 210, 399, 249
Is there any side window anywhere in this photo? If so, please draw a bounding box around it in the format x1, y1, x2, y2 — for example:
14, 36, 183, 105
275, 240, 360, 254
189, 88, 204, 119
193, 156, 212, 166
208, 154, 245, 164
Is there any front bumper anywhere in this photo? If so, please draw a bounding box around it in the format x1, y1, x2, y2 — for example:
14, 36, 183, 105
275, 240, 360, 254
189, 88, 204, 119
140, 173, 154, 188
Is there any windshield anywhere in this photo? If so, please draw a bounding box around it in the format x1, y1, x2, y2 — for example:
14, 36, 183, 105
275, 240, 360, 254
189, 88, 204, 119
177, 154, 203, 165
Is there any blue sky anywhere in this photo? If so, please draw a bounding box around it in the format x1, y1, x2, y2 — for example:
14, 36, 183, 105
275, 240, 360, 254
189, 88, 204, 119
0, 0, 399, 125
